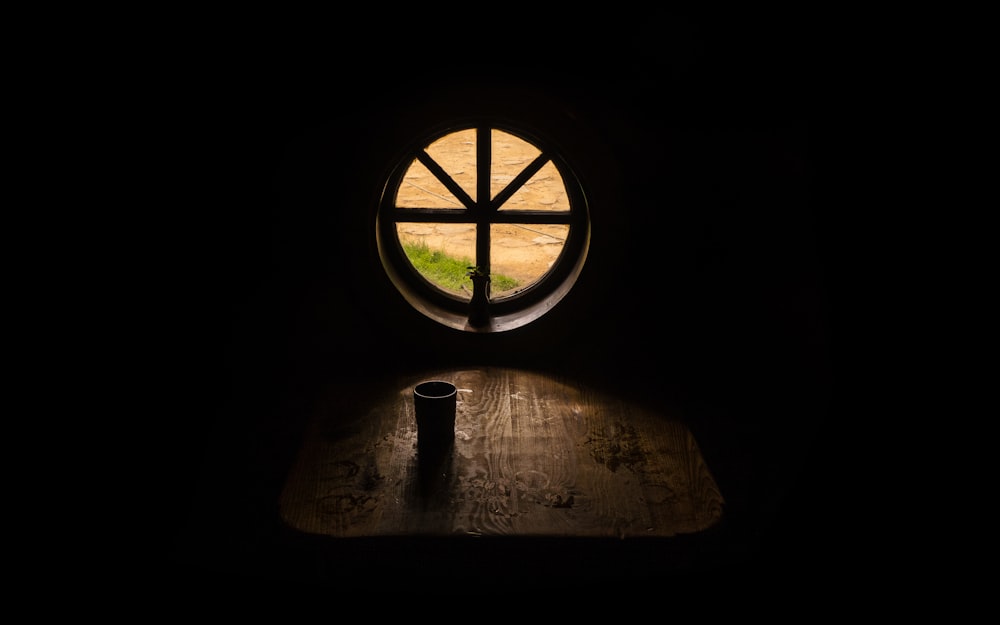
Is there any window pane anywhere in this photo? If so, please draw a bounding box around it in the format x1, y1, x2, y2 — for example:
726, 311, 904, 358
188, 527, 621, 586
397, 222, 476, 300
424, 128, 478, 203
492, 129, 567, 211
495, 160, 569, 211
490, 224, 569, 296
396, 159, 465, 209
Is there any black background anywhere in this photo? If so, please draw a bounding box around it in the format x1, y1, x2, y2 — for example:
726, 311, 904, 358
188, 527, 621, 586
120, 9, 870, 597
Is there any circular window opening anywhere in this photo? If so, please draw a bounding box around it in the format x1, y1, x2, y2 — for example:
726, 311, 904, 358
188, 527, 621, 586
376, 121, 590, 333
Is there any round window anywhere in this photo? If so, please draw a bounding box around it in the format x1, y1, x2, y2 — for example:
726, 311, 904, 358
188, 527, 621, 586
376, 120, 590, 332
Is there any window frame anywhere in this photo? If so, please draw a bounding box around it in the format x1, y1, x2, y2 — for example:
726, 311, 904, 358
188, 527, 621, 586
375, 117, 591, 333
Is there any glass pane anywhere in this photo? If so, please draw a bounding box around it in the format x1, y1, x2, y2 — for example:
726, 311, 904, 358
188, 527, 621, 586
423, 128, 478, 203
490, 224, 569, 296
396, 222, 477, 300
395, 159, 465, 209
492, 129, 567, 211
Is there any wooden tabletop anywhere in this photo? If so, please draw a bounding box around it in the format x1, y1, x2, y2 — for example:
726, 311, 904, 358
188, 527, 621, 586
280, 367, 724, 539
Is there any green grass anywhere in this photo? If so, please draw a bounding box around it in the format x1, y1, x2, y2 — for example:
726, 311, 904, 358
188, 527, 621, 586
402, 241, 520, 292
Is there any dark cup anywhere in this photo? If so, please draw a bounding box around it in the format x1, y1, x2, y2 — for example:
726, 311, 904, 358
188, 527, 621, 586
413, 380, 457, 456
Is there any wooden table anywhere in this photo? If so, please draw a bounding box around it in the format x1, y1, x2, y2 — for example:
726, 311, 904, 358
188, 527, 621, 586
280, 367, 723, 539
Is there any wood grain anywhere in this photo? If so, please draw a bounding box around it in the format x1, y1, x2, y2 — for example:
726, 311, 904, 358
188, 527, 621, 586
279, 367, 723, 538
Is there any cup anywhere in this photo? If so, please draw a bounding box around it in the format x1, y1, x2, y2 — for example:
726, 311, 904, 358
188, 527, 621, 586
413, 380, 457, 456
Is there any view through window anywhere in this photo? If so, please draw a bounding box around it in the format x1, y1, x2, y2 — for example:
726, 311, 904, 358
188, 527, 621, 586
392, 128, 571, 300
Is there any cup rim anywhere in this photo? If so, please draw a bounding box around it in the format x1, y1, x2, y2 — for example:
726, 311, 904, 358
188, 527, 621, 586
414, 380, 458, 399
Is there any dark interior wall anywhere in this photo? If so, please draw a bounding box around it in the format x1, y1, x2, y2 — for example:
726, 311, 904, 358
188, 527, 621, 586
159, 12, 843, 590
201, 50, 825, 392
